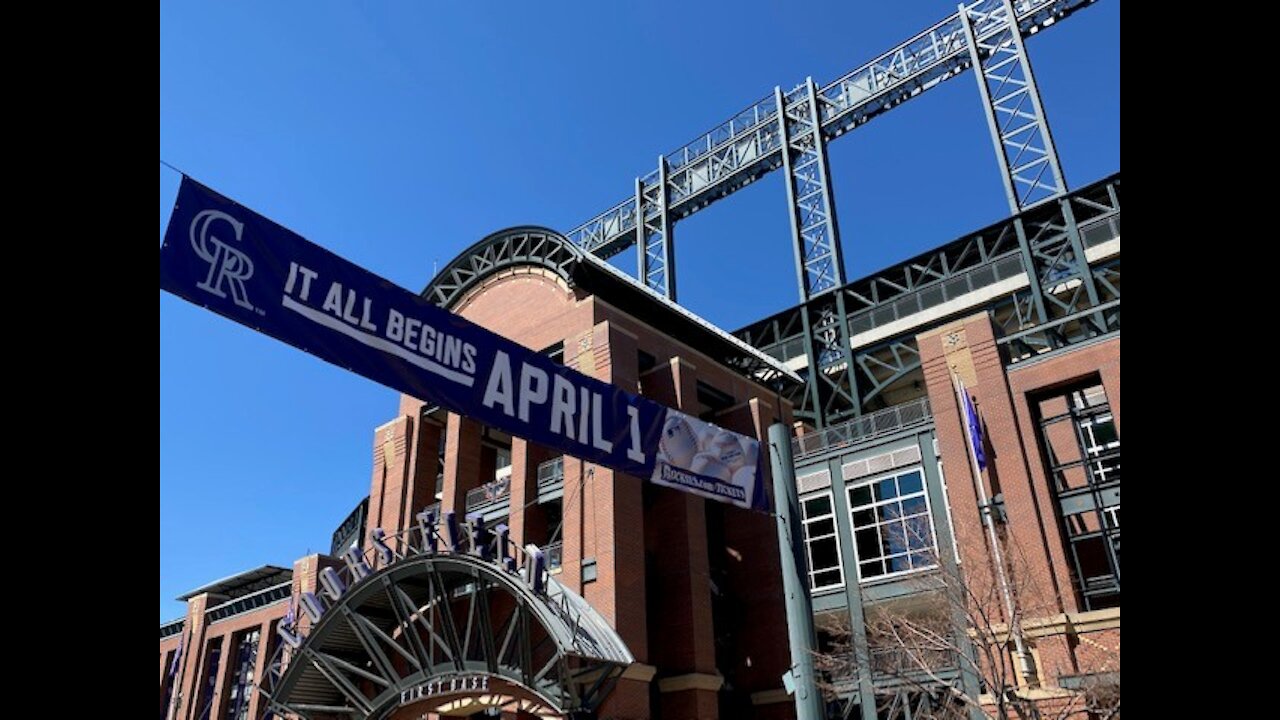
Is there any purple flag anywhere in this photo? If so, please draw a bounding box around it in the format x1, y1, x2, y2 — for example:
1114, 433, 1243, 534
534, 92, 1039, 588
960, 382, 987, 470
283, 596, 297, 628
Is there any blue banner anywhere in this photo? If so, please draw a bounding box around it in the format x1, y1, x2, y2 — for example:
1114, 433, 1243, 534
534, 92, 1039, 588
160, 178, 768, 512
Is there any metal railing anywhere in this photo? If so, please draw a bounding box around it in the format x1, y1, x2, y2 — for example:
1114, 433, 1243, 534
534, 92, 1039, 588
997, 299, 1120, 365
465, 476, 511, 510
537, 457, 564, 490
1081, 212, 1121, 249
869, 641, 961, 681
545, 541, 564, 571
817, 640, 962, 690
849, 254, 1027, 337
759, 252, 1027, 364
753, 206, 1120, 366
160, 618, 185, 640
205, 581, 292, 625
793, 397, 933, 459
330, 496, 369, 556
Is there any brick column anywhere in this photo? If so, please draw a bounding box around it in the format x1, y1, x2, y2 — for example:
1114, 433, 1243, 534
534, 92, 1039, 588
176, 593, 219, 720
560, 452, 585, 592
1098, 347, 1121, 433
406, 415, 443, 529
718, 397, 792, 705
441, 413, 482, 516
368, 414, 413, 543
398, 396, 445, 531
919, 314, 1078, 691
640, 355, 720, 718
290, 554, 341, 636
367, 399, 446, 553
579, 320, 651, 720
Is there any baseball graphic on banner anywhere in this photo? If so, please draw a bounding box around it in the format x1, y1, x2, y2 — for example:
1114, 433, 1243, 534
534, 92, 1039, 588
651, 410, 765, 511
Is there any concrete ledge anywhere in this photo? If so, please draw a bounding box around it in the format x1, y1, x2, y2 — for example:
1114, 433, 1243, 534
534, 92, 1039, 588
750, 688, 792, 706
598, 319, 638, 340
1069, 607, 1122, 634
622, 663, 658, 682
977, 607, 1120, 643
669, 356, 698, 372
980, 686, 1080, 704
657, 672, 723, 693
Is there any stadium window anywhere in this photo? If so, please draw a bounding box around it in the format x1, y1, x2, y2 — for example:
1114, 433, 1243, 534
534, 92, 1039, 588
223, 629, 260, 720
847, 468, 938, 581
537, 456, 564, 487
637, 349, 657, 374
541, 341, 564, 365
195, 639, 223, 720
696, 381, 734, 420
1035, 381, 1120, 609
1080, 411, 1120, 483
800, 492, 845, 591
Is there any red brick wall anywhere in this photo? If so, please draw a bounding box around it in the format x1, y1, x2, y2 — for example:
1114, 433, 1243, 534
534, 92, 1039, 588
163, 592, 290, 720
389, 270, 795, 718
918, 313, 1120, 693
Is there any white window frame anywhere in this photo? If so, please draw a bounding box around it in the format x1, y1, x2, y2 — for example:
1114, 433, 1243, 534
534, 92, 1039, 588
1103, 504, 1120, 529
1079, 412, 1120, 484
1080, 413, 1120, 456
847, 466, 940, 583
800, 490, 845, 592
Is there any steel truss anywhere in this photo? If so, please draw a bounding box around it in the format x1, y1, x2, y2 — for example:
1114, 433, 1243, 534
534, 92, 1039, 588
564, 0, 1102, 304
962, 0, 1067, 212
549, 0, 1109, 432
422, 226, 581, 308
636, 160, 676, 299
736, 174, 1118, 426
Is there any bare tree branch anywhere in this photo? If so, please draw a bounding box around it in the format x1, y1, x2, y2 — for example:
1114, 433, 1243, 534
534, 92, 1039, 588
809, 528, 1119, 720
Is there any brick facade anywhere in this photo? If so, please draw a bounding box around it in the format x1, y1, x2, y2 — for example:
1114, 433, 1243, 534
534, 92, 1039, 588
161, 279, 1118, 720
918, 312, 1120, 712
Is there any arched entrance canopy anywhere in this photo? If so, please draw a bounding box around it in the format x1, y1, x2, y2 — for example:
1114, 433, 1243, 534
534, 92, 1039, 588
260, 549, 632, 719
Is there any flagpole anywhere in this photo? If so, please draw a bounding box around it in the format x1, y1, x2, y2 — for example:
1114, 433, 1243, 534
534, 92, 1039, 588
951, 371, 1037, 686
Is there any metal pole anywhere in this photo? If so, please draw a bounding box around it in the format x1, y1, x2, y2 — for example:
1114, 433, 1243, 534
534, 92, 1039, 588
768, 422, 824, 720
950, 373, 1037, 687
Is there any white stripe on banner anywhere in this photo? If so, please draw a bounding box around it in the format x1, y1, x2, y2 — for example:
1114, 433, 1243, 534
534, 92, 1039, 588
281, 296, 476, 387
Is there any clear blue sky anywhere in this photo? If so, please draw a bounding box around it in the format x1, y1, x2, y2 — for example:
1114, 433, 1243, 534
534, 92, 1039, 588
159, 0, 1119, 620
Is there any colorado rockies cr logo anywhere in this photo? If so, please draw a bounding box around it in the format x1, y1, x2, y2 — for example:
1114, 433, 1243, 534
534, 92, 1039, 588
190, 209, 256, 311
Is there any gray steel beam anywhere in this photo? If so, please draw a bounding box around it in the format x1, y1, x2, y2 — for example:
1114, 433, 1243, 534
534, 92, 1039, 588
1012, 217, 1049, 324
769, 422, 825, 720
565, 0, 1101, 261
961, 0, 1067, 213
777, 78, 858, 427
635, 158, 676, 299
1058, 197, 1104, 327
777, 79, 847, 301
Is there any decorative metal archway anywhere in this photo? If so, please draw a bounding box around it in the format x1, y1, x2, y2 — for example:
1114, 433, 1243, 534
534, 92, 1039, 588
259, 548, 632, 719
422, 226, 583, 310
